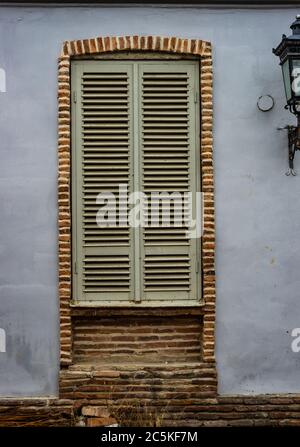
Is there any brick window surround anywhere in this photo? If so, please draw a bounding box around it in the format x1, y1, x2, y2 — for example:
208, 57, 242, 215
58, 36, 215, 366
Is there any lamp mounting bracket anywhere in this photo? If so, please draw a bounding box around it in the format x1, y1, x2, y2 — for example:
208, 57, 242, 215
278, 123, 300, 175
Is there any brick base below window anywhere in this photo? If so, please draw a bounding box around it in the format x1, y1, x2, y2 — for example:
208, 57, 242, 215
72, 315, 203, 364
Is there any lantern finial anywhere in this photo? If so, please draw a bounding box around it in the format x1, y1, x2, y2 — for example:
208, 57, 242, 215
290, 15, 300, 34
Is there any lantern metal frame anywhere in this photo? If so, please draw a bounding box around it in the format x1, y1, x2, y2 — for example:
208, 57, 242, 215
273, 16, 300, 175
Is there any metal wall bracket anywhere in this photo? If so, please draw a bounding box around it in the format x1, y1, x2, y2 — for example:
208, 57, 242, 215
277, 123, 300, 176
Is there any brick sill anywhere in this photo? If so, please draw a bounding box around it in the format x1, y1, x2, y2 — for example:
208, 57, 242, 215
70, 300, 205, 307
70, 305, 204, 317
67, 361, 212, 370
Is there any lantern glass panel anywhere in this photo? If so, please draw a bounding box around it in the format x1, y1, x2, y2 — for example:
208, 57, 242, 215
282, 59, 292, 101
291, 59, 300, 98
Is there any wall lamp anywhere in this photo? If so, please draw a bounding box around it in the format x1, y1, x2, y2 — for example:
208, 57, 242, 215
273, 15, 300, 176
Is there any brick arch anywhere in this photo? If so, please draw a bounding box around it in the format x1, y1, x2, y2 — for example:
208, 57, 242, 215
58, 36, 215, 371
60, 35, 210, 57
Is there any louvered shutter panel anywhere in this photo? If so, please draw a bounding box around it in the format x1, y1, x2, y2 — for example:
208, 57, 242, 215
72, 62, 134, 302
72, 60, 200, 305
139, 62, 201, 303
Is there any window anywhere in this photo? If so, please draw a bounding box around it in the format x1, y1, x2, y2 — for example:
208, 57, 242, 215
71, 59, 201, 306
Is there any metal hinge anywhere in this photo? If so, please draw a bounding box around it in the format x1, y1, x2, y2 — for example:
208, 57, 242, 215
194, 91, 199, 104
74, 261, 78, 274
73, 91, 77, 103
196, 260, 199, 274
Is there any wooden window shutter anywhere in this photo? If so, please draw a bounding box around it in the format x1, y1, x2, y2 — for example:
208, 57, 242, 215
72, 60, 200, 305
72, 61, 134, 302
138, 62, 201, 304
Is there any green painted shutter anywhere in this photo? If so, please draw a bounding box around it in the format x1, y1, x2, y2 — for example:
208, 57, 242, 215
72, 60, 200, 305
138, 62, 201, 304
72, 61, 134, 302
